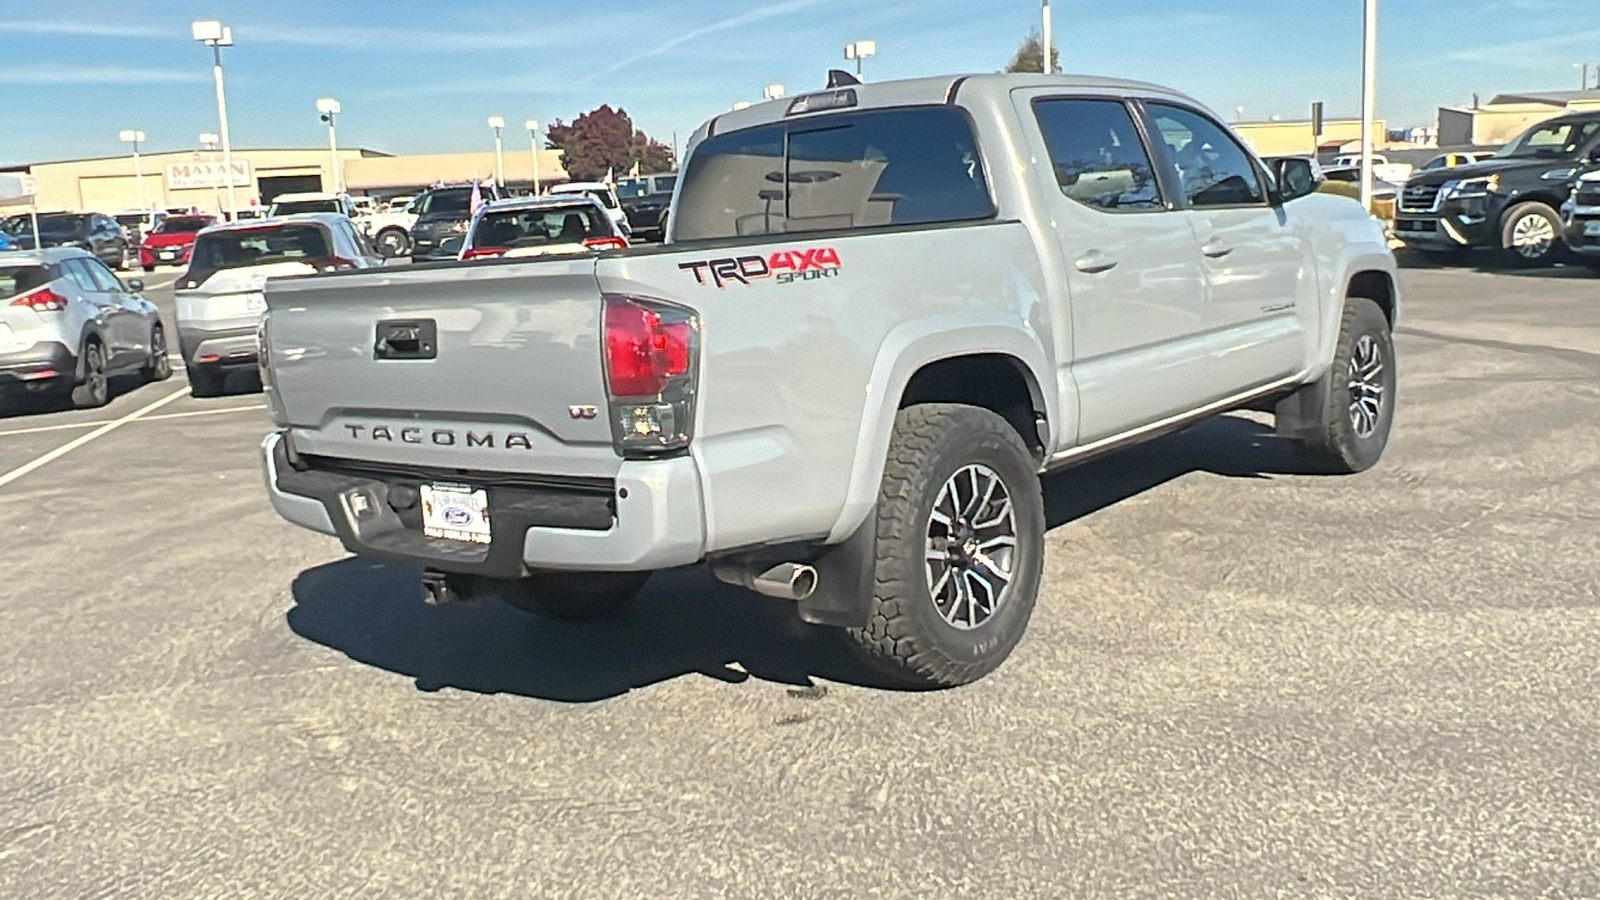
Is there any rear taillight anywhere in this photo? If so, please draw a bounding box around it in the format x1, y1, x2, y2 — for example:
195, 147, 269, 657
583, 236, 629, 251
461, 247, 506, 260
602, 295, 699, 457
10, 287, 68, 312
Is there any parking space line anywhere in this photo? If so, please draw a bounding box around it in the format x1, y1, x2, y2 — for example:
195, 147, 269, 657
0, 402, 266, 439
0, 387, 188, 490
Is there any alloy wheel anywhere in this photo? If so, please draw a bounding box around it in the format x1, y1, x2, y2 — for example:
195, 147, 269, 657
1347, 334, 1385, 439
1511, 213, 1555, 260
925, 464, 1018, 630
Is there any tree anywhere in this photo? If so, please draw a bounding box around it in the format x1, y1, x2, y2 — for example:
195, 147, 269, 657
1005, 32, 1060, 74
545, 105, 676, 182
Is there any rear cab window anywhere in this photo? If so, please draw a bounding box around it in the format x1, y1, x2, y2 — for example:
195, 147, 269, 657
190, 224, 333, 272
471, 203, 613, 249
674, 105, 994, 241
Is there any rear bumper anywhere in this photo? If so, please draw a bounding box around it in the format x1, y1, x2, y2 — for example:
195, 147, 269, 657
140, 244, 192, 267
261, 431, 706, 576
0, 341, 74, 390
179, 323, 257, 368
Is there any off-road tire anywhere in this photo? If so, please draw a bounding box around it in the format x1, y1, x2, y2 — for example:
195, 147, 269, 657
1297, 297, 1396, 474
498, 571, 652, 621
1500, 202, 1563, 267
70, 341, 110, 409
847, 404, 1045, 689
187, 365, 226, 398
375, 228, 410, 259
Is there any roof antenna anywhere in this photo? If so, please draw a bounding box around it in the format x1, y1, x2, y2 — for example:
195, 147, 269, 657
827, 69, 862, 89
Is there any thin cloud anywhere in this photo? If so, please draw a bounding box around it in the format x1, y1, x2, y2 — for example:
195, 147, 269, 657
0, 20, 166, 38
7, 65, 203, 84
596, 0, 846, 77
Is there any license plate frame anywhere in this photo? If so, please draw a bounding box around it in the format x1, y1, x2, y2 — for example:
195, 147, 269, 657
420, 482, 492, 545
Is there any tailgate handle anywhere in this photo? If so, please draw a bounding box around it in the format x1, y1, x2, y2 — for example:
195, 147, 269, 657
374, 319, 437, 360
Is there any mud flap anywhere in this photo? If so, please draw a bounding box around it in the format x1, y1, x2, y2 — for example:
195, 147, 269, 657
796, 516, 877, 629
1274, 373, 1330, 441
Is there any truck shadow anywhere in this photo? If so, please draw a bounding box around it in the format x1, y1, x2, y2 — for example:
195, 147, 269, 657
286, 414, 1315, 702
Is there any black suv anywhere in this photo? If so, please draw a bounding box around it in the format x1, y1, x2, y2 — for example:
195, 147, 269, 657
408, 183, 503, 262
616, 172, 677, 242
1, 212, 129, 269
1396, 112, 1600, 265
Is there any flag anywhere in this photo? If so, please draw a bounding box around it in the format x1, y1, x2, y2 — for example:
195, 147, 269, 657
628, 159, 641, 179
604, 166, 615, 186
469, 179, 483, 216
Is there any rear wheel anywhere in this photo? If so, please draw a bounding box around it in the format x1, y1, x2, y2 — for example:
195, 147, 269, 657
1501, 202, 1562, 267
141, 325, 172, 382
375, 228, 410, 258
498, 571, 652, 621
847, 404, 1045, 689
187, 364, 226, 398
70, 341, 109, 409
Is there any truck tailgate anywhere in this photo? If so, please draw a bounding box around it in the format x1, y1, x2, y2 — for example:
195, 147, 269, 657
263, 258, 621, 478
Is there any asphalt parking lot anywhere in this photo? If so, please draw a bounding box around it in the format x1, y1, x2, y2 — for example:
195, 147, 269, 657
2, 257, 1598, 898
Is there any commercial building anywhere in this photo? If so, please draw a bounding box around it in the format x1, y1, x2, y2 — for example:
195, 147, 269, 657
1437, 90, 1600, 148
1234, 118, 1387, 158
4, 145, 568, 215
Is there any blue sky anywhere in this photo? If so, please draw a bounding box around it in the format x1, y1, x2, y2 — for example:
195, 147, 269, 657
2, 0, 1596, 166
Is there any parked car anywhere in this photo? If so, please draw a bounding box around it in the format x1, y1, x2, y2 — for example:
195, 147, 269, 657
0, 212, 129, 269
546, 181, 631, 237
459, 195, 628, 260
267, 192, 356, 218
258, 73, 1398, 688
0, 247, 170, 409
176, 214, 381, 396
616, 172, 677, 242
1561, 171, 1600, 270
1330, 153, 1413, 184
1416, 152, 1494, 173
359, 195, 420, 259
408, 183, 503, 262
348, 196, 378, 217
231, 208, 270, 223
0, 228, 15, 252
1396, 112, 1600, 264
114, 209, 168, 245
138, 214, 218, 271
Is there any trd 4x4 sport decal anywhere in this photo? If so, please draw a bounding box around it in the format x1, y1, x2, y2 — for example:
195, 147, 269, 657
679, 247, 842, 288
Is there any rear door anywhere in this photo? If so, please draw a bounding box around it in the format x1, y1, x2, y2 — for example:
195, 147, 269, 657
59, 259, 120, 357
79, 258, 146, 364
1014, 91, 1214, 442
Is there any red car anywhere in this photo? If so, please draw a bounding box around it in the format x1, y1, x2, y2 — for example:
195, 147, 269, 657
139, 215, 218, 271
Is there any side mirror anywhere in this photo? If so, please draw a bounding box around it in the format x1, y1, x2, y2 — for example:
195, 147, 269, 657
1274, 157, 1319, 203
127, 278, 145, 292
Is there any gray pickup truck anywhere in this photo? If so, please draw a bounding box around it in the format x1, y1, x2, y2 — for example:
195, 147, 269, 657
259, 74, 1399, 688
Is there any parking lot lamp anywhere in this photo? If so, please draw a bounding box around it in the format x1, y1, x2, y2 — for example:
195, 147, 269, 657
487, 116, 505, 188
119, 130, 146, 210
191, 20, 238, 220
763, 84, 785, 101
1042, 1, 1053, 74
200, 133, 222, 214
523, 120, 540, 195
317, 98, 342, 194
844, 40, 875, 79
1359, 0, 1377, 213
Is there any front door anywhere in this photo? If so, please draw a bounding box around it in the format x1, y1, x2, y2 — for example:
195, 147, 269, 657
1015, 92, 1213, 444
1143, 102, 1311, 390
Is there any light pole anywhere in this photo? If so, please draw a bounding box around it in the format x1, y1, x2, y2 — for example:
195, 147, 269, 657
119, 130, 146, 210
487, 116, 505, 188
1042, 0, 1053, 74
1575, 63, 1590, 91
199, 133, 222, 214
844, 40, 876, 79
1359, 0, 1377, 214
191, 19, 238, 219
523, 120, 541, 195
763, 83, 785, 101
317, 98, 342, 194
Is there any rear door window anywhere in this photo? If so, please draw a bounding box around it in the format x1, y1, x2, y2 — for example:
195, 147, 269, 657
674, 105, 994, 240
1032, 98, 1164, 211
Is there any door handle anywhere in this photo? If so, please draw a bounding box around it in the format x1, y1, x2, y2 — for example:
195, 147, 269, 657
1201, 242, 1234, 259
1074, 251, 1118, 274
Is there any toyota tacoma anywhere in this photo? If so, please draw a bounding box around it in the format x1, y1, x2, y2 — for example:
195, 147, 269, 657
258, 73, 1400, 688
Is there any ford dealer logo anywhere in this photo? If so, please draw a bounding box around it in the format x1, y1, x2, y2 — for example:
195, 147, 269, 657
442, 507, 474, 527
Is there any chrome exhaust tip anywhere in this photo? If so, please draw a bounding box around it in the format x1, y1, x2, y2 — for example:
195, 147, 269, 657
749, 563, 818, 601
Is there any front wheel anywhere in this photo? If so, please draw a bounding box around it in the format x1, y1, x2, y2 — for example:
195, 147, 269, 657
497, 571, 652, 621
1295, 297, 1397, 473
1501, 202, 1563, 267
848, 404, 1045, 689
